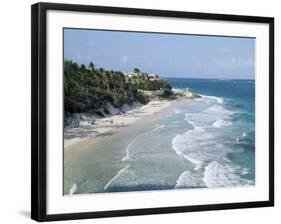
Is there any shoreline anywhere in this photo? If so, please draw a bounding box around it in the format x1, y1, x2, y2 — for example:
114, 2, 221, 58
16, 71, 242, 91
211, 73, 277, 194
64, 99, 182, 164
64, 88, 199, 149
64, 98, 192, 194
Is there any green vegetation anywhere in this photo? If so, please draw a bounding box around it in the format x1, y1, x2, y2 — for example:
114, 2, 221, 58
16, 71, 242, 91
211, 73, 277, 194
133, 68, 140, 73
128, 68, 172, 91
135, 78, 172, 91
64, 60, 174, 114
161, 89, 175, 100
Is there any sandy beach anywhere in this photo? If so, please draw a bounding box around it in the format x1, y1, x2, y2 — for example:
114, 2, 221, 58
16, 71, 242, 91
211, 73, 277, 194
64, 98, 194, 194
64, 100, 175, 163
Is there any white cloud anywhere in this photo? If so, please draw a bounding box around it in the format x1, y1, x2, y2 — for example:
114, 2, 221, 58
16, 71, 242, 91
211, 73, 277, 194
213, 56, 255, 69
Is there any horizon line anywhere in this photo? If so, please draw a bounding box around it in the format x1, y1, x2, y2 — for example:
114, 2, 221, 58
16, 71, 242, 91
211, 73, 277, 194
162, 76, 255, 80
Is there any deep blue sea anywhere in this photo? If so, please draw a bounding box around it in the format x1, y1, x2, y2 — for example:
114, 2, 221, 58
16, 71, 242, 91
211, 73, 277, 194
166, 78, 255, 187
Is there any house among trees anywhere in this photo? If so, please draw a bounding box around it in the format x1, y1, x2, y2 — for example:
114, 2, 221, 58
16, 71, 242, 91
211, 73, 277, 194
125, 72, 138, 78
147, 73, 159, 81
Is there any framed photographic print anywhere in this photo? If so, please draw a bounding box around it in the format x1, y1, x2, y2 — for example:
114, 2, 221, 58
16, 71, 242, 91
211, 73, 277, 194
31, 2, 274, 222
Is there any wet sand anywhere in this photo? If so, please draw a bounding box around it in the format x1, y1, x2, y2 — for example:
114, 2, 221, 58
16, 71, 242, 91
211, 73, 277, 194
64, 99, 191, 194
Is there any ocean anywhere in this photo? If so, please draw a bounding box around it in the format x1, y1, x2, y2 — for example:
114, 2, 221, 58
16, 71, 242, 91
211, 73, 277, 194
64, 78, 255, 194
168, 78, 255, 188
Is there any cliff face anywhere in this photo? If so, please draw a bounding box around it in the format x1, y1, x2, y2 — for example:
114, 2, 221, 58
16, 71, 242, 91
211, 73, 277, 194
138, 89, 164, 97
64, 90, 201, 129
64, 101, 142, 129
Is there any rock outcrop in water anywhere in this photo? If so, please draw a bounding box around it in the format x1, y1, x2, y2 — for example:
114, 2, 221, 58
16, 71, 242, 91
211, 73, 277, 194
175, 89, 201, 100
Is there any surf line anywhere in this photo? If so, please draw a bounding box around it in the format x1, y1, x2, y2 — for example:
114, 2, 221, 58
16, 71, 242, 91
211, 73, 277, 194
105, 125, 165, 190
104, 165, 130, 190
122, 124, 164, 161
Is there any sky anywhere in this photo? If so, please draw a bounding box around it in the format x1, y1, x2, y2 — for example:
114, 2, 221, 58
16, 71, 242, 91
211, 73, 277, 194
64, 28, 255, 79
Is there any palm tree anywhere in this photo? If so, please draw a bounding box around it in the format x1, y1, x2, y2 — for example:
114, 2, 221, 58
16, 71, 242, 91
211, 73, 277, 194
133, 68, 140, 73
104, 71, 110, 93
80, 64, 86, 72
89, 62, 95, 71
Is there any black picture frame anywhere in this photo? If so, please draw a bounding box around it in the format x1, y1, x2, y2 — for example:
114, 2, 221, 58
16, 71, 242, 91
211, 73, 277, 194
31, 2, 274, 222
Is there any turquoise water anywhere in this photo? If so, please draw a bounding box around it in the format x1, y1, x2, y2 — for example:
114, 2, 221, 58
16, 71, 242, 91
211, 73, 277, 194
102, 78, 255, 192
167, 78, 255, 188
65, 78, 255, 194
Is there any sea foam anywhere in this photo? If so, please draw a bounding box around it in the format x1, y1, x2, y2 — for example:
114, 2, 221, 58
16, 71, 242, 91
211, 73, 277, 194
69, 183, 77, 195
203, 161, 254, 188
173, 96, 233, 165
175, 170, 204, 189
200, 95, 224, 104
172, 127, 231, 165
213, 119, 232, 128
104, 165, 130, 190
